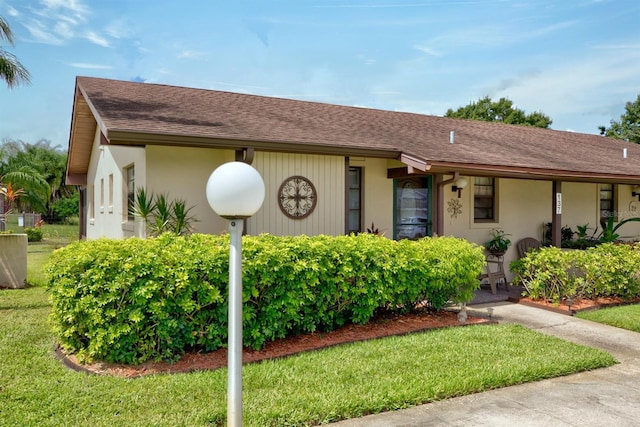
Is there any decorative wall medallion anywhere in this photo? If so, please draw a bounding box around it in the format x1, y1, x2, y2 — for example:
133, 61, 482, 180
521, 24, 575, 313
447, 198, 463, 219
278, 176, 317, 219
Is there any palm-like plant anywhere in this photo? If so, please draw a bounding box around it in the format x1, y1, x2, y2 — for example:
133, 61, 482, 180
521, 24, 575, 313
0, 168, 50, 213
130, 188, 198, 237
0, 16, 31, 89
0, 181, 24, 213
172, 198, 197, 236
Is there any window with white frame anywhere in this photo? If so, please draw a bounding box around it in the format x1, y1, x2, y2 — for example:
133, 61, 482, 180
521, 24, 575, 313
125, 165, 135, 221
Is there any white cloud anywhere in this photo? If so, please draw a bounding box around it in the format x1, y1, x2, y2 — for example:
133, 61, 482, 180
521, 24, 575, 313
22, 0, 112, 47
24, 19, 64, 45
7, 5, 19, 17
68, 62, 113, 69
84, 30, 109, 47
54, 21, 74, 38
39, 0, 88, 22
413, 44, 441, 57
178, 50, 206, 59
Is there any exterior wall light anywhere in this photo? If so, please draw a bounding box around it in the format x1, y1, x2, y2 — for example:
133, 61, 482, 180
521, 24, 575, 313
632, 185, 640, 200
452, 177, 468, 198
206, 161, 265, 427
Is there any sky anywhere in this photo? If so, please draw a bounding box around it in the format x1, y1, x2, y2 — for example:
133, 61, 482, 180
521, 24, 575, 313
1, 0, 639, 150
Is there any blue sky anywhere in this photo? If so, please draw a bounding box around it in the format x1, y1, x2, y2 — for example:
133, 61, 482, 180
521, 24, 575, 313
1, 0, 639, 149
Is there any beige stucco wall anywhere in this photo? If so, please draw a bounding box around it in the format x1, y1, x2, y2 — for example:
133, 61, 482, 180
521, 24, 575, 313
615, 184, 640, 240
441, 176, 640, 281
85, 129, 146, 239
350, 157, 394, 236
250, 152, 346, 236
145, 145, 235, 236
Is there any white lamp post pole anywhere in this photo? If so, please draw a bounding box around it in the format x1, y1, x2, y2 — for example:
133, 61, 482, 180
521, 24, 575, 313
227, 217, 243, 426
206, 161, 265, 427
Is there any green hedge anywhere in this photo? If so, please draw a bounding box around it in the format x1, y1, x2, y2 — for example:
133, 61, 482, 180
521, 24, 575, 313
510, 243, 640, 303
46, 233, 484, 364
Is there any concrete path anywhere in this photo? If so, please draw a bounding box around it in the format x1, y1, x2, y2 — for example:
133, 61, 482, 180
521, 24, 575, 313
331, 302, 640, 426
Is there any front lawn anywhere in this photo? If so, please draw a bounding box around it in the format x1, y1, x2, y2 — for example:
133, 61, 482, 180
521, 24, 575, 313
0, 286, 616, 427
576, 304, 640, 333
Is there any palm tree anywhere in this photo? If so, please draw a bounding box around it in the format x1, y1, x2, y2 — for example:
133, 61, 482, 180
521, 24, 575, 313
0, 16, 31, 88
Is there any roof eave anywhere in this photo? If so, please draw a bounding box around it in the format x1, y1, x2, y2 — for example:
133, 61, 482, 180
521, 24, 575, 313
426, 161, 640, 184
104, 130, 401, 159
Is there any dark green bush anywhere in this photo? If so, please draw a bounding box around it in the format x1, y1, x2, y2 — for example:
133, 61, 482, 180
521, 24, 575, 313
25, 227, 43, 242
511, 243, 640, 303
46, 233, 484, 364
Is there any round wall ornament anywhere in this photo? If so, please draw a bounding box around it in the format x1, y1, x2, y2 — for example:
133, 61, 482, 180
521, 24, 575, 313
278, 175, 317, 219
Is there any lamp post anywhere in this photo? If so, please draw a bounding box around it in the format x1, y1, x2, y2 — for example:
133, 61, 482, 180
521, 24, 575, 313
206, 161, 265, 427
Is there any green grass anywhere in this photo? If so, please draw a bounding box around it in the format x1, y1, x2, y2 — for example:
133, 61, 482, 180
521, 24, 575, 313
22, 223, 78, 287
576, 304, 640, 332
0, 286, 616, 427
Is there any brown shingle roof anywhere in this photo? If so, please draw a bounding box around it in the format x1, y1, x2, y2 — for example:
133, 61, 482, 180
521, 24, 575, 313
68, 76, 640, 183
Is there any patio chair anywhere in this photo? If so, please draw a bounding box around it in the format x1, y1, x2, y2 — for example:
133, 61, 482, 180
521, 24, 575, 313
478, 253, 508, 295
516, 237, 541, 259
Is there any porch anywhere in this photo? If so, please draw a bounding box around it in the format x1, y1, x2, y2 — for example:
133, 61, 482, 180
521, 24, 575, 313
469, 283, 525, 305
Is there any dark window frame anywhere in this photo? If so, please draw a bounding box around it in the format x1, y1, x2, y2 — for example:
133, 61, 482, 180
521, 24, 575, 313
346, 166, 362, 234
474, 177, 496, 223
599, 183, 617, 223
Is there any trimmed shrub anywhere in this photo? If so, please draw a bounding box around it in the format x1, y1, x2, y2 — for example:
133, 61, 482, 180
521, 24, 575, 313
25, 227, 43, 242
510, 243, 640, 303
46, 233, 484, 364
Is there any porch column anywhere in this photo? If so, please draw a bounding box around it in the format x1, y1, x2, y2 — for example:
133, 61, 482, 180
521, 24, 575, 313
435, 173, 459, 236
435, 175, 443, 236
552, 180, 562, 247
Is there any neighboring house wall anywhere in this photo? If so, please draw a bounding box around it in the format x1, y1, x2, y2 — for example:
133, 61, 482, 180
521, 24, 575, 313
250, 152, 346, 236
86, 130, 145, 239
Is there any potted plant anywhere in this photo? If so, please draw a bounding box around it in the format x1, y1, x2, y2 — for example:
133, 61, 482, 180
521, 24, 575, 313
484, 229, 511, 256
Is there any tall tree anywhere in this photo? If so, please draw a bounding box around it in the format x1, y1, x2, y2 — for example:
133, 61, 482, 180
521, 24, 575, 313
0, 16, 31, 88
0, 139, 76, 218
599, 94, 640, 144
445, 96, 552, 128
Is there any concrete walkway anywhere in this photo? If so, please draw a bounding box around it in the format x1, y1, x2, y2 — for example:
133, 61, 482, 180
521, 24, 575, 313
331, 302, 640, 426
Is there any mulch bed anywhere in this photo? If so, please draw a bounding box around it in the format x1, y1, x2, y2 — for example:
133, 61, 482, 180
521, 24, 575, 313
55, 308, 489, 378
516, 295, 640, 315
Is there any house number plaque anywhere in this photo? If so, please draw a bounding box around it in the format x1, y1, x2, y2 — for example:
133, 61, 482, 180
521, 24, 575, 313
278, 176, 317, 219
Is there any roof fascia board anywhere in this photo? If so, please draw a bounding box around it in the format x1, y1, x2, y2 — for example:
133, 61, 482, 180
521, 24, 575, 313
66, 173, 87, 186
104, 131, 399, 159
399, 153, 430, 172
76, 82, 110, 138
427, 161, 640, 184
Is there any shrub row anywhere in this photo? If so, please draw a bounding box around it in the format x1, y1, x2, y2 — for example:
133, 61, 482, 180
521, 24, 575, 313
510, 243, 640, 303
46, 233, 484, 364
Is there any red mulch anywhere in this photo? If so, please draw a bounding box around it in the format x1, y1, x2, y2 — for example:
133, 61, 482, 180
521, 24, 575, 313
56, 309, 488, 378
518, 295, 640, 314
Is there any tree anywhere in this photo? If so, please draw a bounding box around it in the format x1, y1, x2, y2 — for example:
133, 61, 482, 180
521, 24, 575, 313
445, 96, 552, 128
0, 16, 31, 88
598, 94, 640, 144
0, 139, 77, 220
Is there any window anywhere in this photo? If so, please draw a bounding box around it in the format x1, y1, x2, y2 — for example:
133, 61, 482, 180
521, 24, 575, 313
394, 177, 429, 239
125, 166, 135, 221
100, 178, 104, 211
108, 173, 114, 211
89, 184, 95, 220
600, 184, 616, 222
347, 167, 362, 233
474, 177, 496, 222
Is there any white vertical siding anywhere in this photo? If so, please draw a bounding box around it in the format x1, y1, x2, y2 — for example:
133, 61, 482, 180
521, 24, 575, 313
249, 152, 345, 236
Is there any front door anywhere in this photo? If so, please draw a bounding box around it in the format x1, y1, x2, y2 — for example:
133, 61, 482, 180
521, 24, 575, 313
394, 177, 431, 239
